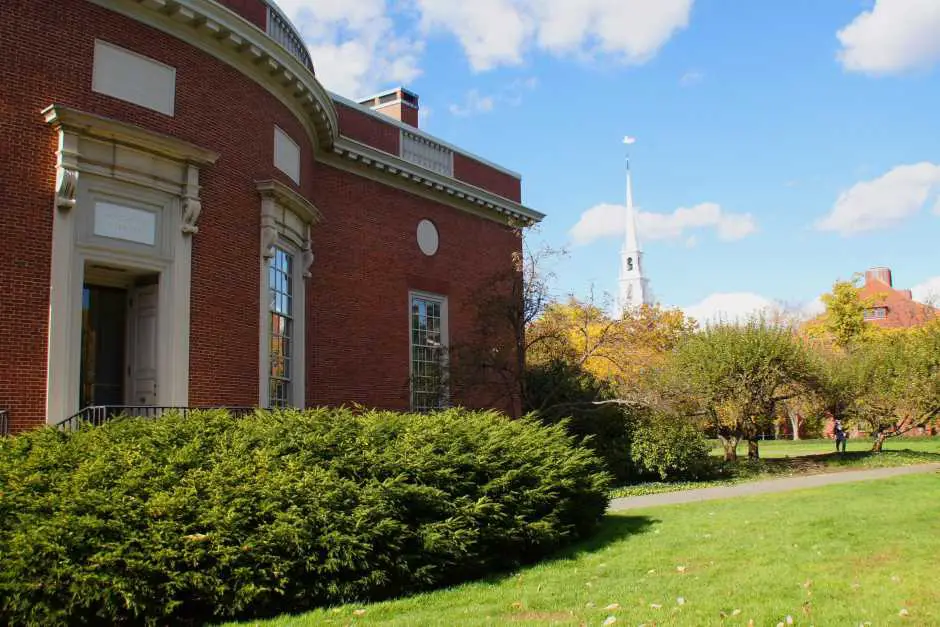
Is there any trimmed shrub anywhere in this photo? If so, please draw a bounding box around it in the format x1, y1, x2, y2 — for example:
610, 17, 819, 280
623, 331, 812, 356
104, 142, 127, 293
525, 359, 636, 483
630, 412, 711, 481
0, 408, 609, 625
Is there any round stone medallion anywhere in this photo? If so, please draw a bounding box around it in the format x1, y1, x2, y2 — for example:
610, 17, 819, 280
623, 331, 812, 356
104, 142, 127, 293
417, 219, 439, 256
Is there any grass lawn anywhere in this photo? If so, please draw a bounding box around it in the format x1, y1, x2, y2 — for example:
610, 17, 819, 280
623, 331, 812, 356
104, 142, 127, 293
233, 472, 940, 626
610, 438, 940, 499
711, 436, 940, 459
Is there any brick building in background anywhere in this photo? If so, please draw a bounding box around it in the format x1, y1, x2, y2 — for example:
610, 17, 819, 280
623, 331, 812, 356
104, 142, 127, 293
0, 0, 542, 433
859, 267, 937, 329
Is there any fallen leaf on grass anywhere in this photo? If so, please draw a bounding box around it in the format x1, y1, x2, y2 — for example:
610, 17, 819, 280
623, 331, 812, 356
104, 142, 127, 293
899, 608, 910, 617
676, 597, 686, 606
676, 566, 687, 573
352, 609, 366, 617
602, 616, 617, 626
731, 609, 742, 616
604, 603, 621, 611
650, 603, 662, 609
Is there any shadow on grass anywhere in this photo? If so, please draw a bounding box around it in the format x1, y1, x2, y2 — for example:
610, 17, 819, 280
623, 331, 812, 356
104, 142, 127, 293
757, 449, 940, 474
226, 516, 657, 625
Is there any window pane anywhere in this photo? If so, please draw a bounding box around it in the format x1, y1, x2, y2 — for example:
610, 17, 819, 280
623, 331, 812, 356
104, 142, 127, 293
410, 293, 447, 412
268, 247, 294, 408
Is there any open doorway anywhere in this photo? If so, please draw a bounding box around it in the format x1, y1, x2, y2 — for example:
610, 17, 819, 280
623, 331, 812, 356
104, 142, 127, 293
80, 264, 159, 410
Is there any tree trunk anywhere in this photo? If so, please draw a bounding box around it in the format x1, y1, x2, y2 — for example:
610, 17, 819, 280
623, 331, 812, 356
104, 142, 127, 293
871, 431, 886, 452
747, 438, 760, 460
718, 435, 738, 462
789, 412, 801, 441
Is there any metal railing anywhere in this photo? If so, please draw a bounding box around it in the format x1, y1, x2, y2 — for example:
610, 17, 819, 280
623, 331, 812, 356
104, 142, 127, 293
0, 410, 8, 436
56, 406, 259, 433
266, 2, 314, 73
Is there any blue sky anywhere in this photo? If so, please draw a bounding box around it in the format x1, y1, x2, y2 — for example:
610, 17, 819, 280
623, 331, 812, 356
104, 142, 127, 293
280, 0, 940, 320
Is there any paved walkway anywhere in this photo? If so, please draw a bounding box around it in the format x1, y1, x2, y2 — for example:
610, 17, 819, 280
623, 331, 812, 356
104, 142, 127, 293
608, 463, 940, 512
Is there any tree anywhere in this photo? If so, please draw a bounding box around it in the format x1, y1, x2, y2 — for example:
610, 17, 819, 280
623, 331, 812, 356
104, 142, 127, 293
449, 230, 567, 416
671, 318, 818, 461
807, 277, 875, 349
842, 321, 940, 451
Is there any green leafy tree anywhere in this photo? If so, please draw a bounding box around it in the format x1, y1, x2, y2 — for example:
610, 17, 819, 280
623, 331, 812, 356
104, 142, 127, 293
843, 321, 940, 451
809, 277, 873, 349
672, 318, 818, 460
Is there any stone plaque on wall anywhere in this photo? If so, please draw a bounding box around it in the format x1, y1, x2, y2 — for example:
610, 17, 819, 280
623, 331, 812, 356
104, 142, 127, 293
93, 201, 157, 246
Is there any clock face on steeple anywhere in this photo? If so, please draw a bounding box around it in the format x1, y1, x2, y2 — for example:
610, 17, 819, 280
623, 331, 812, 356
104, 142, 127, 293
626, 257, 634, 271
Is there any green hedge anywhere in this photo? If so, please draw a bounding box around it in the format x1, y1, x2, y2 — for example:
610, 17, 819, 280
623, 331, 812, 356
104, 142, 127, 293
0, 408, 609, 625
630, 411, 712, 481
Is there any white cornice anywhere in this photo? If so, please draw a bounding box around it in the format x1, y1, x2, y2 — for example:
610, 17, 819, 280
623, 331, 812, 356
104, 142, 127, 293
329, 137, 544, 225
43, 104, 219, 166
330, 92, 522, 180
256, 179, 322, 224
91, 0, 338, 150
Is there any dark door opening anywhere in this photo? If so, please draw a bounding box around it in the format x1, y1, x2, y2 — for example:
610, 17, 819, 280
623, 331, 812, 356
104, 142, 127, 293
80, 285, 127, 408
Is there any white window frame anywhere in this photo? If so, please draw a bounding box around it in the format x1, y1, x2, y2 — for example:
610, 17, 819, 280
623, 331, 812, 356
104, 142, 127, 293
409, 291, 449, 412
256, 181, 321, 410
259, 238, 305, 408
266, 245, 297, 408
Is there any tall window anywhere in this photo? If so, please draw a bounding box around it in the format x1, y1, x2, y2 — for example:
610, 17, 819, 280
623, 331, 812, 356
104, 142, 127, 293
269, 247, 293, 407
410, 293, 448, 411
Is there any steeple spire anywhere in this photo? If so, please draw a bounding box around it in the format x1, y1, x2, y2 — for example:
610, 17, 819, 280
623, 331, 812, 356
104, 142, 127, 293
617, 136, 652, 317
625, 156, 640, 253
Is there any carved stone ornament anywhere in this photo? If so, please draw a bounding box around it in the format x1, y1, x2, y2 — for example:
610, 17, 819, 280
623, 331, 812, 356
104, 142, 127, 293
261, 222, 278, 259
302, 224, 315, 278
181, 197, 202, 234
55, 167, 79, 210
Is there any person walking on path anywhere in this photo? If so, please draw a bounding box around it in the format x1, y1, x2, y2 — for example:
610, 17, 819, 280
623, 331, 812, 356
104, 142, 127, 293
834, 419, 848, 453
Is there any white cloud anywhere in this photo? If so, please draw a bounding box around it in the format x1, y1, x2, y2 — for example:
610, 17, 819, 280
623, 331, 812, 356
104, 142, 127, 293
802, 296, 826, 318
449, 90, 496, 116
448, 77, 538, 116
912, 276, 940, 305
416, 0, 693, 71
815, 162, 940, 235
681, 293, 827, 326
274, 0, 423, 98
570, 202, 757, 246
682, 293, 779, 326
275, 1, 690, 96
679, 70, 704, 86
837, 0, 940, 74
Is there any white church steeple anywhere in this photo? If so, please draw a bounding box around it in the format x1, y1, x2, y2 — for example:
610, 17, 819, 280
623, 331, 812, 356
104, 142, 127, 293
617, 137, 652, 317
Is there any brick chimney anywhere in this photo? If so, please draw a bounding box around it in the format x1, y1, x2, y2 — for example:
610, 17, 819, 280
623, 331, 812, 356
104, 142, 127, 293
358, 87, 419, 128
865, 267, 893, 287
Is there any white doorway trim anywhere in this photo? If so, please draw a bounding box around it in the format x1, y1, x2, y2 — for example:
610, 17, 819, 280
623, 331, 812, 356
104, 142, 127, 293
44, 105, 218, 423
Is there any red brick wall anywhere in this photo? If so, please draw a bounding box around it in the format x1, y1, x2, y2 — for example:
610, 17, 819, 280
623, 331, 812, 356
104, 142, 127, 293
453, 153, 522, 203
0, 0, 523, 430
336, 102, 524, 204
0, 0, 313, 429
335, 102, 401, 155
215, 0, 267, 30
306, 162, 521, 414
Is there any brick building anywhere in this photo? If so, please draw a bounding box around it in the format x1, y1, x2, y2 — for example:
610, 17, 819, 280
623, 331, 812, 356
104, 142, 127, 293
0, 0, 542, 433
859, 267, 937, 329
